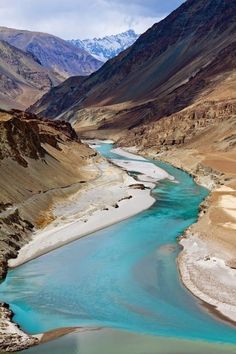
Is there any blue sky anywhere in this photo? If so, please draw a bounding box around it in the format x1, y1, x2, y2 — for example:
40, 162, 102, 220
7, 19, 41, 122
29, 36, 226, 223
0, 0, 185, 39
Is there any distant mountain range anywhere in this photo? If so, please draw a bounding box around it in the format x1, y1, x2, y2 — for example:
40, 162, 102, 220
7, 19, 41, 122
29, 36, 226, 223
0, 27, 102, 80
69, 30, 139, 62
0, 27, 139, 110
0, 40, 60, 110
30, 0, 236, 138
0, 26, 104, 109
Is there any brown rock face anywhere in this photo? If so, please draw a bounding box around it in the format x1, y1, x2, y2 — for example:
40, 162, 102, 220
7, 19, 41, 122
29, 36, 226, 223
117, 101, 236, 151
0, 109, 79, 167
0, 209, 33, 279
1, 116, 45, 167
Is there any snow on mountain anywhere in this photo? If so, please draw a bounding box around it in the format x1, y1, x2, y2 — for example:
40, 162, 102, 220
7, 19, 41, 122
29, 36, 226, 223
69, 30, 139, 62
0, 27, 103, 79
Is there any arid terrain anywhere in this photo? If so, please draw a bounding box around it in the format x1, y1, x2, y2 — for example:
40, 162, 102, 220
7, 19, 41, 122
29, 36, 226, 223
0, 26, 103, 111
29, 0, 235, 133
28, 0, 236, 324
0, 0, 236, 351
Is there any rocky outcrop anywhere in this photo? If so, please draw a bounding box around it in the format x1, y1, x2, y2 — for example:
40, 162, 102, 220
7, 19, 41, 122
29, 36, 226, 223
0, 303, 38, 352
0, 109, 80, 167
0, 209, 34, 279
117, 101, 236, 151
0, 116, 45, 167
0, 173, 39, 352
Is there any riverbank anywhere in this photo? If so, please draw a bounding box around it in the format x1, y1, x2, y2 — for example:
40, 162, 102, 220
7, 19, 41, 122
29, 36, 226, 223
124, 139, 236, 323
0, 145, 174, 351
159, 148, 236, 323
8, 152, 166, 268
1, 138, 235, 351
0, 303, 39, 352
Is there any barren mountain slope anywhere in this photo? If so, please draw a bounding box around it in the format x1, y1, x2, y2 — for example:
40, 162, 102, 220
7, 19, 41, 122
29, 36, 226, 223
0, 27, 103, 79
0, 40, 60, 110
29, 0, 236, 136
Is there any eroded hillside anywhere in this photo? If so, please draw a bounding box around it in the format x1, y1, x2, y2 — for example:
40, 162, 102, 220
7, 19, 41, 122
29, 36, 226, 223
0, 109, 100, 279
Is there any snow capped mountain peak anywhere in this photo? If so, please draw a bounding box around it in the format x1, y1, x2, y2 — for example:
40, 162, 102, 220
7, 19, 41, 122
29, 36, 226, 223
69, 30, 139, 62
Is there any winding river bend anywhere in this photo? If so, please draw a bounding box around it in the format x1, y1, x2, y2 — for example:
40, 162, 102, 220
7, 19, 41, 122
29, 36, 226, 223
1, 143, 236, 354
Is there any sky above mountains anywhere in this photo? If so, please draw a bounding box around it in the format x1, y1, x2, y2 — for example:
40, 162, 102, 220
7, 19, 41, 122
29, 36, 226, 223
0, 0, 184, 39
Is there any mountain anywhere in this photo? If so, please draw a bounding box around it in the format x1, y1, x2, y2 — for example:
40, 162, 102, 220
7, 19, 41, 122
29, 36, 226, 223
0, 40, 60, 110
0, 27, 103, 79
30, 0, 236, 138
69, 30, 139, 62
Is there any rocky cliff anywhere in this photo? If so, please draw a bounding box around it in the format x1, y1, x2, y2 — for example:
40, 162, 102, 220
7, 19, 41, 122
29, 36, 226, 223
0, 108, 99, 277
117, 101, 236, 151
0, 109, 99, 220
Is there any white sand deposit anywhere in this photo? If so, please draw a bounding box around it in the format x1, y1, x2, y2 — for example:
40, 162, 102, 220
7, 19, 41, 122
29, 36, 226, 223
9, 147, 173, 267
111, 147, 147, 161
179, 233, 236, 322
111, 159, 175, 183
219, 195, 236, 220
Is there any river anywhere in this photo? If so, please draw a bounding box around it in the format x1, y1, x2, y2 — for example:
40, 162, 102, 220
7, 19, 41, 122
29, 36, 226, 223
1, 143, 236, 354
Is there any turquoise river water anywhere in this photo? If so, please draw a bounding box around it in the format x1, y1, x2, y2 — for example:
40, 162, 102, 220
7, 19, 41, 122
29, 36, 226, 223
0, 143, 236, 354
